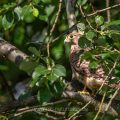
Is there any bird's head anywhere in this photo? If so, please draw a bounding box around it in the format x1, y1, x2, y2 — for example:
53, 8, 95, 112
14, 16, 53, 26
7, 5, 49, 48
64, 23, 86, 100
64, 31, 84, 45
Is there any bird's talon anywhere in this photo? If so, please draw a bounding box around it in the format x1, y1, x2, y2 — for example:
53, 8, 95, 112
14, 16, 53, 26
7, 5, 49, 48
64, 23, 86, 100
78, 91, 90, 95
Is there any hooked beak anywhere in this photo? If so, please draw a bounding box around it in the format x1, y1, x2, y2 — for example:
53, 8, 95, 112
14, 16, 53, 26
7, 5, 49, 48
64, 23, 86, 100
64, 38, 68, 44
64, 36, 70, 44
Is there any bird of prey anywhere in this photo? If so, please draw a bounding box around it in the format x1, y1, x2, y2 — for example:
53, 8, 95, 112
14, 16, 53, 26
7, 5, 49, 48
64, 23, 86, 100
64, 31, 108, 92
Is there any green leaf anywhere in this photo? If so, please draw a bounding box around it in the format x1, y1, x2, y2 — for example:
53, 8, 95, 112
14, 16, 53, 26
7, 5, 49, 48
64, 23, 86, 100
31, 65, 48, 87
30, 77, 39, 88
32, 65, 48, 81
89, 61, 98, 69
86, 31, 96, 41
107, 30, 120, 37
114, 42, 120, 49
105, 20, 120, 27
28, 47, 41, 57
33, 0, 41, 4
97, 36, 107, 45
39, 14, 48, 22
53, 64, 66, 77
51, 43, 63, 60
30, 74, 46, 88
45, 5, 55, 16
0, 16, 2, 30
32, 7, 39, 17
47, 72, 58, 82
21, 5, 32, 19
82, 0, 87, 5
14, 6, 22, 20
78, 0, 87, 5
20, 60, 38, 73
52, 81, 64, 96
2, 12, 14, 30
100, 53, 111, 59
37, 86, 52, 104
39, 117, 47, 120
3, 2, 16, 10
77, 23, 85, 31
21, 5, 35, 22
95, 15, 104, 26
41, 0, 52, 4
47, 64, 66, 82
100, 52, 118, 61
13, 27, 25, 45
75, 49, 85, 58
84, 52, 94, 59
0, 65, 8, 71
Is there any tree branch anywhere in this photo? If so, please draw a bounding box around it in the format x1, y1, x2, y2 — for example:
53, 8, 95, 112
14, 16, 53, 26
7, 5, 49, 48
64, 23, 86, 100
1, 91, 120, 117
0, 96, 37, 113
86, 3, 120, 17
52, 3, 120, 43
0, 38, 28, 65
106, 0, 111, 22
62, 91, 119, 117
64, 0, 77, 32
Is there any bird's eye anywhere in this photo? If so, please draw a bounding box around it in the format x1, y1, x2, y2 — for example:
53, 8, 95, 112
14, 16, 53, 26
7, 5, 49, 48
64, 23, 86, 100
69, 35, 73, 39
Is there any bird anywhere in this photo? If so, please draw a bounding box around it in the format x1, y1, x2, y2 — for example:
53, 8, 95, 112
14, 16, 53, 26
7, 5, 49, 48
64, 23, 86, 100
64, 31, 108, 93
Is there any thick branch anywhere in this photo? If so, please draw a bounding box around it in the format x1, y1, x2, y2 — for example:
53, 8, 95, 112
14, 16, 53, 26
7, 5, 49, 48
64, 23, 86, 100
0, 96, 37, 113
64, 0, 77, 32
0, 38, 28, 65
106, 0, 111, 22
0, 91, 120, 117
62, 91, 120, 117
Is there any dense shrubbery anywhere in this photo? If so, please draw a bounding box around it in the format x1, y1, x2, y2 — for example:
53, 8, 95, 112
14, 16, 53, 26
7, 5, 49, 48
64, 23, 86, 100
0, 0, 120, 120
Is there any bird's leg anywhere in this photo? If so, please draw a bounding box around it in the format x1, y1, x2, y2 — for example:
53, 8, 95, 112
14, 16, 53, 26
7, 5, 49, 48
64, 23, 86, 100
78, 85, 90, 95
91, 90, 96, 97
83, 85, 87, 91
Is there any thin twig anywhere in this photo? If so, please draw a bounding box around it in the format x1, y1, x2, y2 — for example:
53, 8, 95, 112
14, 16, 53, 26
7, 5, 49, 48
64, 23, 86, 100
15, 106, 65, 117
101, 88, 120, 120
52, 24, 77, 42
52, 3, 120, 43
79, 5, 99, 33
98, 46, 120, 54
36, 108, 65, 115
34, 110, 58, 120
15, 108, 58, 120
98, 55, 120, 92
16, 107, 30, 112
49, 0, 62, 36
87, 3, 120, 17
67, 101, 91, 120
47, 0, 62, 69
93, 92, 106, 120
89, 1, 95, 12
42, 114, 58, 120
42, 99, 68, 107
14, 109, 33, 116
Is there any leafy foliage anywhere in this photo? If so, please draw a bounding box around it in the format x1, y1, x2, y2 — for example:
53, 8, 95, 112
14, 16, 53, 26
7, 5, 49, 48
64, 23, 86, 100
0, 0, 120, 120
